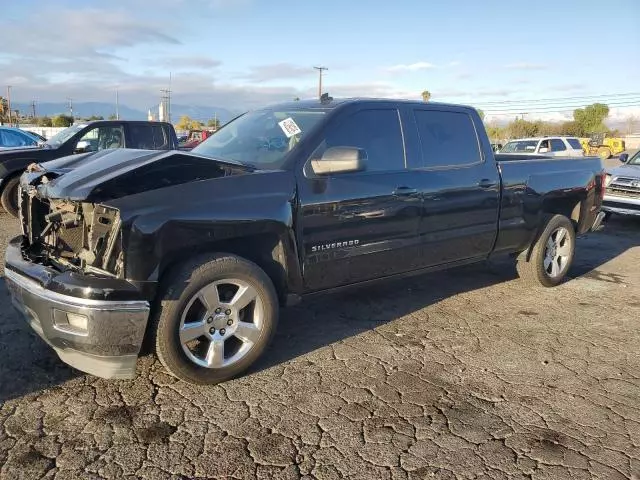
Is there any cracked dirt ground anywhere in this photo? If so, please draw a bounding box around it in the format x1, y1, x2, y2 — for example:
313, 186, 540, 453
1, 211, 639, 480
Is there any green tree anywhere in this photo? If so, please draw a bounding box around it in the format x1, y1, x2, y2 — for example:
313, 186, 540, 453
506, 118, 539, 139
52, 114, 74, 127
293, 97, 300, 101
559, 120, 583, 136
573, 103, 609, 135
421, 90, 431, 102
176, 115, 203, 131
36, 116, 53, 127
207, 118, 220, 129
86, 115, 104, 121
108, 114, 118, 120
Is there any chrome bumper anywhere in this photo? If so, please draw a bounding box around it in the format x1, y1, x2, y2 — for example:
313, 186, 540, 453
5, 267, 150, 379
603, 195, 640, 216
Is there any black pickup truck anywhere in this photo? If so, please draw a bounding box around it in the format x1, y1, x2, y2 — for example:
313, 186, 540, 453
5, 98, 606, 385
0, 120, 178, 217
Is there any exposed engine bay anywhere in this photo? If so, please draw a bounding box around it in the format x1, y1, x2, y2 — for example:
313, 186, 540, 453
21, 185, 123, 277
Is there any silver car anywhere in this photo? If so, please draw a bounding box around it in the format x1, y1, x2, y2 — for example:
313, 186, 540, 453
603, 151, 640, 217
499, 136, 585, 157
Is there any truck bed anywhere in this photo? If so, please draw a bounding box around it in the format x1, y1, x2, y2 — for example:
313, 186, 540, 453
493, 155, 604, 255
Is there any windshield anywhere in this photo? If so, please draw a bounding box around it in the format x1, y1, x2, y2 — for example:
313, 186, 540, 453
500, 140, 539, 153
629, 151, 640, 165
45, 124, 86, 147
191, 108, 327, 169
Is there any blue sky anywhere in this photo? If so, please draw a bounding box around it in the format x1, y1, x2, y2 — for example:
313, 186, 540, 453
1, 0, 639, 122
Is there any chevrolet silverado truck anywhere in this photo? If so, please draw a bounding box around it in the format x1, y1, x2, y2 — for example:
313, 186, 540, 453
5, 98, 606, 385
0, 120, 179, 217
602, 150, 640, 217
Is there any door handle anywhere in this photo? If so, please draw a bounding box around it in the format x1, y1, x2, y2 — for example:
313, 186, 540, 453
478, 179, 497, 189
393, 186, 418, 196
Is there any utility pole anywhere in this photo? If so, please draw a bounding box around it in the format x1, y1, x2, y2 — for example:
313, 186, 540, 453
31, 100, 36, 119
313, 66, 328, 100
116, 86, 120, 120
7, 86, 12, 125
67, 97, 73, 118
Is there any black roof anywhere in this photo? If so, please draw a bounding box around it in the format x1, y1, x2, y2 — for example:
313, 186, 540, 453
264, 97, 473, 111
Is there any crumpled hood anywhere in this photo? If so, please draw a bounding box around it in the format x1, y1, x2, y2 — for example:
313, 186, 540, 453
27, 148, 252, 202
607, 163, 640, 178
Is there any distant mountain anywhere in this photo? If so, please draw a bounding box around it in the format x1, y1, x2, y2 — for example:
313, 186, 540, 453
12, 102, 240, 124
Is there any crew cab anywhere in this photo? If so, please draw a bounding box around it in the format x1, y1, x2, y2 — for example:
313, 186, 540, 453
500, 136, 584, 157
5, 98, 606, 385
0, 120, 179, 217
602, 150, 640, 217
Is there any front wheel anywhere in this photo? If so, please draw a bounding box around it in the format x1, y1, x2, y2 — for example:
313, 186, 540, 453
516, 214, 575, 287
151, 253, 279, 385
0, 176, 20, 217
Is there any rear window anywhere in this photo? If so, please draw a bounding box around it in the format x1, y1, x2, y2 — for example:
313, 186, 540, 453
413, 110, 481, 168
129, 125, 155, 150
566, 138, 583, 150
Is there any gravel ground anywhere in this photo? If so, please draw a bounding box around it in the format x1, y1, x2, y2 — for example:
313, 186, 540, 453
0, 211, 639, 480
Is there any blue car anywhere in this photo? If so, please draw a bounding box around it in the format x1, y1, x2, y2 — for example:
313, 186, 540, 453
0, 127, 41, 149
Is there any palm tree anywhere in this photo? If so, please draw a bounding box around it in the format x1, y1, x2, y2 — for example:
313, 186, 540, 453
421, 90, 431, 102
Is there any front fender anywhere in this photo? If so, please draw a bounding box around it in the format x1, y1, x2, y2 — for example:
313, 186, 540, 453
106, 171, 299, 286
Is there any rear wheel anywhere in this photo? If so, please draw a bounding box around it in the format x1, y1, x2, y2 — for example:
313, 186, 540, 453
597, 147, 611, 160
516, 214, 575, 287
151, 253, 279, 385
0, 176, 20, 218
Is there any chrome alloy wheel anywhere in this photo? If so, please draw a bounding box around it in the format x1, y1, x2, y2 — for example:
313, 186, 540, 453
543, 227, 571, 278
178, 279, 264, 369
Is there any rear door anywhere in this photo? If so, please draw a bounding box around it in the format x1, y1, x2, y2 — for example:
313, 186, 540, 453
549, 138, 569, 157
407, 107, 501, 266
297, 105, 423, 291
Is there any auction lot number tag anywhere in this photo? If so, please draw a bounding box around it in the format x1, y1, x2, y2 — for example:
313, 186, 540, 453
278, 117, 302, 138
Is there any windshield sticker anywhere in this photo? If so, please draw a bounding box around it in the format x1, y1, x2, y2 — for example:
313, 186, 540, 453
278, 117, 302, 138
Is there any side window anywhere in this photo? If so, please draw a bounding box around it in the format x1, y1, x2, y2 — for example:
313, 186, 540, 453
129, 125, 155, 149
153, 125, 169, 149
539, 139, 549, 151
414, 110, 481, 168
321, 109, 405, 172
550, 139, 567, 152
567, 138, 583, 150
77, 126, 124, 151
1, 130, 31, 147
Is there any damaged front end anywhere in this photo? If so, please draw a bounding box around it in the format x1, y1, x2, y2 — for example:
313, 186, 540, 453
20, 172, 124, 278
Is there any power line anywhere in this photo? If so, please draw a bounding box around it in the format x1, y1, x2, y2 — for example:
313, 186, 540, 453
485, 101, 640, 114
472, 92, 640, 106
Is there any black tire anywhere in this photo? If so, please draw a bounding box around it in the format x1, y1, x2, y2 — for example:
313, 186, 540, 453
0, 176, 20, 217
516, 214, 576, 287
603, 211, 613, 221
151, 253, 279, 385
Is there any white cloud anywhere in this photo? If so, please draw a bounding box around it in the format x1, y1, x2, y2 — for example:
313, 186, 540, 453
385, 62, 436, 72
239, 63, 316, 82
504, 62, 548, 70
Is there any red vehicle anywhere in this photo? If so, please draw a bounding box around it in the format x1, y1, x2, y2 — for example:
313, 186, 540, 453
180, 129, 215, 150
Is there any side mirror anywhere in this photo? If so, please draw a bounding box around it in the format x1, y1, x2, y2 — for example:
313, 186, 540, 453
619, 153, 629, 163
74, 140, 91, 153
311, 146, 367, 175
538, 147, 549, 153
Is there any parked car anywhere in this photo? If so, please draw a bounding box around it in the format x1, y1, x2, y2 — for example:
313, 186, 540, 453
602, 150, 640, 217
0, 120, 179, 217
500, 136, 585, 157
6, 98, 606, 384
0, 126, 41, 149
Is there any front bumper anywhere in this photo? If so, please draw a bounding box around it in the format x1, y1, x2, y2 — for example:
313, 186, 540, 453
602, 195, 640, 216
4, 236, 150, 379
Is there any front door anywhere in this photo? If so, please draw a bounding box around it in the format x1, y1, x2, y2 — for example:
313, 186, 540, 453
297, 107, 422, 291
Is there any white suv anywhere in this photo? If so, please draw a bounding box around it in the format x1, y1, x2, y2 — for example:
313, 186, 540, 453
499, 137, 584, 157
